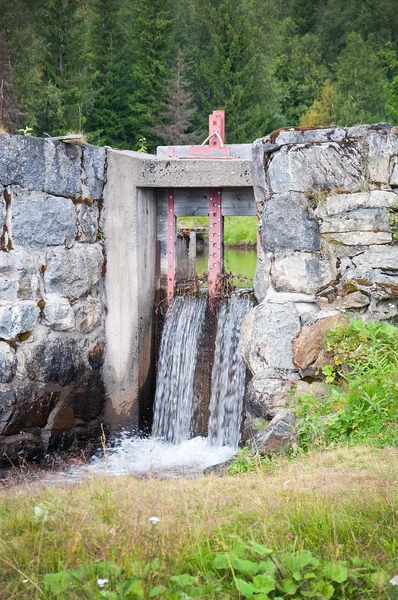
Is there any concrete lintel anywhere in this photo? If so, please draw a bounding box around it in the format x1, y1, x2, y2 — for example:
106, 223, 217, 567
157, 144, 253, 160
136, 157, 253, 188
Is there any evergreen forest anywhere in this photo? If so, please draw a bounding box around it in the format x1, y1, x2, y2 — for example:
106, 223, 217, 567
1, 0, 398, 150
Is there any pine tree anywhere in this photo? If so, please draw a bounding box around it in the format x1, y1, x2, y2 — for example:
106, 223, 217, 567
299, 83, 337, 127
128, 0, 174, 150
151, 49, 199, 145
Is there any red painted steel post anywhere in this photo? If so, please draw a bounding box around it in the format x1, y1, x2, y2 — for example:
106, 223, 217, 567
167, 188, 175, 302
208, 188, 223, 295
208, 110, 225, 149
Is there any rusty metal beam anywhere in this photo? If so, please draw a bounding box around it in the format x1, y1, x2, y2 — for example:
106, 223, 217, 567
167, 188, 175, 301
208, 188, 223, 296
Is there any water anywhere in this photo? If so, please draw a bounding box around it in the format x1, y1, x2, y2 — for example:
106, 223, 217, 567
152, 295, 206, 443
208, 294, 253, 448
196, 248, 257, 287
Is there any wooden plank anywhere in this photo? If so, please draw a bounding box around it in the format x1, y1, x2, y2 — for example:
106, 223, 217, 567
156, 187, 255, 216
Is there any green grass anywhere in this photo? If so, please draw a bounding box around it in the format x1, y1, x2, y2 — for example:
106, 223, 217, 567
0, 447, 397, 598
292, 320, 398, 451
178, 216, 257, 246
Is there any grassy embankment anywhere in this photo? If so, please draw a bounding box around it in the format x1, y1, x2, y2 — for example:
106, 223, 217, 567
0, 319, 397, 599
178, 216, 257, 247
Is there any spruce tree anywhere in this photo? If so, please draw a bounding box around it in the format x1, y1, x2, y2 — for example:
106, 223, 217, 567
128, 0, 173, 150
151, 49, 200, 145
86, 0, 130, 146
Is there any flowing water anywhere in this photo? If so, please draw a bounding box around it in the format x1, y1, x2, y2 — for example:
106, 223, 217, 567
208, 294, 253, 448
152, 295, 206, 443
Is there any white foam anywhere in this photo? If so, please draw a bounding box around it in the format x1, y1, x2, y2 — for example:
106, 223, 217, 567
56, 436, 236, 482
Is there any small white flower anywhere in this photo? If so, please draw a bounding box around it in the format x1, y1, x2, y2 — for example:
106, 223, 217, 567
149, 516, 160, 525
22, 579, 28, 583
97, 578, 109, 588
390, 575, 398, 586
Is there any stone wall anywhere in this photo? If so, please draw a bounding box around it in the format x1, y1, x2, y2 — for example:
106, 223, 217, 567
0, 135, 107, 465
243, 124, 398, 425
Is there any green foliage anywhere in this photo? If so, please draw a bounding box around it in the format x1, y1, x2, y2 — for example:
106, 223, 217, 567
40, 545, 393, 599
293, 320, 398, 450
228, 447, 272, 474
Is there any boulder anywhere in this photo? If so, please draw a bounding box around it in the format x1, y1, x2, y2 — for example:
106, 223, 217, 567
272, 127, 346, 147
45, 402, 74, 431
317, 291, 370, 310
0, 302, 39, 339
10, 188, 76, 248
248, 409, 296, 454
253, 252, 270, 303
42, 294, 75, 331
267, 142, 365, 193
245, 369, 298, 418
271, 253, 336, 294
292, 313, 343, 370
319, 208, 390, 234
82, 145, 107, 200
0, 385, 59, 435
262, 193, 320, 252
352, 245, 398, 271
44, 244, 103, 298
0, 433, 45, 466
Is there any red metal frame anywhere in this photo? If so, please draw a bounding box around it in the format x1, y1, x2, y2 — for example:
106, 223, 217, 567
167, 188, 175, 302
208, 188, 223, 295
208, 110, 225, 149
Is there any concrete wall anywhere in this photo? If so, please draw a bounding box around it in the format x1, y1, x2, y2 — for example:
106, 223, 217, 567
103, 150, 157, 427
242, 124, 398, 426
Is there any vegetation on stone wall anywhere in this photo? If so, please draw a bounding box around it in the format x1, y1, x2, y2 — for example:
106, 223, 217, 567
1, 0, 398, 148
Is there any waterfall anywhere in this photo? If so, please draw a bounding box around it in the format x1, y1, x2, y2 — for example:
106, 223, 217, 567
152, 295, 206, 443
208, 294, 252, 448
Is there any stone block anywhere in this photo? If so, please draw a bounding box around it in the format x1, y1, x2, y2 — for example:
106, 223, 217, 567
241, 300, 301, 374
267, 142, 365, 193
253, 251, 271, 303
367, 131, 398, 183
44, 244, 103, 298
67, 371, 105, 421
0, 135, 83, 197
24, 338, 83, 386
363, 298, 398, 321
292, 313, 344, 370
352, 245, 398, 271
0, 342, 17, 383
10, 188, 77, 248
322, 231, 392, 245
320, 208, 390, 234
390, 157, 398, 186
43, 294, 75, 331
45, 402, 74, 431
316, 190, 398, 218
262, 193, 320, 252
17, 270, 41, 300
271, 253, 336, 294
82, 145, 107, 200
76, 202, 99, 243
74, 296, 102, 333
265, 289, 316, 304
317, 291, 370, 310
0, 272, 19, 301
0, 302, 39, 339
273, 127, 346, 146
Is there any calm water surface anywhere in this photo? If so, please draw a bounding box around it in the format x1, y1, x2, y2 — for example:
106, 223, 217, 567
196, 247, 257, 287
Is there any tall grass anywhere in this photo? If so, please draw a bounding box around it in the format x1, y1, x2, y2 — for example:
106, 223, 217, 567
0, 447, 397, 598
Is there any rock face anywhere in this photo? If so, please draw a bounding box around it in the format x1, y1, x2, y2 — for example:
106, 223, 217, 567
0, 134, 107, 464
246, 124, 398, 453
